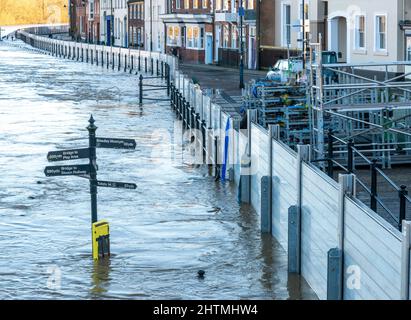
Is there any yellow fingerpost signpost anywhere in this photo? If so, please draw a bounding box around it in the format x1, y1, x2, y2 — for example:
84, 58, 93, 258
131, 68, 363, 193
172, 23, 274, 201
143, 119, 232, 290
44, 116, 137, 260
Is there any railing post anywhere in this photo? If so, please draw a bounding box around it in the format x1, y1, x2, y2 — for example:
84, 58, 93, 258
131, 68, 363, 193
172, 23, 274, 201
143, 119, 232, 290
130, 55, 134, 73
156, 59, 159, 76
151, 58, 154, 75
214, 136, 220, 179
347, 139, 354, 173
138, 55, 141, 72
399, 185, 408, 231
107, 52, 109, 69
370, 159, 378, 212
118, 52, 121, 71
112, 52, 115, 70
161, 61, 164, 79
145, 57, 147, 73
139, 74, 143, 105
201, 119, 206, 163
167, 65, 171, 96
124, 54, 127, 72
327, 129, 334, 178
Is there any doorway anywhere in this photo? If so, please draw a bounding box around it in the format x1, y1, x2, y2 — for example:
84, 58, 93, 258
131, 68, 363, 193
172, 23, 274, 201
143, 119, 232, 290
205, 34, 213, 64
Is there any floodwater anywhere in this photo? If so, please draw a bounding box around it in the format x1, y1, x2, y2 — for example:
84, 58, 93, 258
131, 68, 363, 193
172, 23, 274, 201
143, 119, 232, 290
0, 39, 317, 300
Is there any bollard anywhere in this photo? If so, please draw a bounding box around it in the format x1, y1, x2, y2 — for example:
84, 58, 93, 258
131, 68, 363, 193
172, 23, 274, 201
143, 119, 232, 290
86, 49, 89, 63
82, 48, 84, 62
124, 54, 127, 72
156, 59, 159, 76
96, 50, 98, 65
91, 49, 93, 65
139, 74, 143, 105
151, 58, 154, 75
112, 52, 115, 70
118, 53, 121, 71
101, 51, 104, 67
107, 52, 109, 69
145, 57, 147, 73
161, 61, 164, 79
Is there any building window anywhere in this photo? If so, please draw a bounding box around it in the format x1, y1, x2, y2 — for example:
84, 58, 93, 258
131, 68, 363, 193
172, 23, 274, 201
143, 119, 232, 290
223, 0, 229, 11
167, 26, 180, 46
176, 0, 181, 9
247, 0, 254, 10
406, 37, 411, 61
186, 26, 204, 49
203, 0, 208, 9
355, 15, 366, 50
282, 4, 291, 46
223, 24, 229, 48
375, 15, 387, 51
184, 0, 189, 9
216, 0, 222, 11
193, 0, 199, 9
231, 27, 237, 48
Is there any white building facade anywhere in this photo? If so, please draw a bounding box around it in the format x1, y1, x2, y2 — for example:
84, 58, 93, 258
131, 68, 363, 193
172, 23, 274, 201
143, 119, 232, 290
100, 0, 128, 47
145, 0, 167, 52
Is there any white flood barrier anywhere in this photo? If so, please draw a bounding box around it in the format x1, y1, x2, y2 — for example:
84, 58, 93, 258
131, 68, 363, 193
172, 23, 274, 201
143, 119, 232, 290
18, 29, 411, 301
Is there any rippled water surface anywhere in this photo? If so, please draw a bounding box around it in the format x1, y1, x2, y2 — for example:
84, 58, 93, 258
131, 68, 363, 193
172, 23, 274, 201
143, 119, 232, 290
0, 40, 316, 300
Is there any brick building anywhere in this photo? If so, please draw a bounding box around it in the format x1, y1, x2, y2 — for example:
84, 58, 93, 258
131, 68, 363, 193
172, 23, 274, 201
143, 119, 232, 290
71, 0, 87, 41
128, 0, 145, 48
86, 0, 101, 43
214, 0, 257, 69
161, 0, 213, 64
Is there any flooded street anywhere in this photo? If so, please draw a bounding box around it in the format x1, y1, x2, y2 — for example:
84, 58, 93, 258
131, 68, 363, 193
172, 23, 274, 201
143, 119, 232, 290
0, 40, 316, 300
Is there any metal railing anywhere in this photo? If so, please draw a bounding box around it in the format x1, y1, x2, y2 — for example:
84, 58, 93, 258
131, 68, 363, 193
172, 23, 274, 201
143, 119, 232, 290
318, 129, 411, 230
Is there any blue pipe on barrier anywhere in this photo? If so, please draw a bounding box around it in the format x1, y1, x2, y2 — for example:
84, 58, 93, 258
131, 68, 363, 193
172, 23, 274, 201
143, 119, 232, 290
221, 117, 231, 182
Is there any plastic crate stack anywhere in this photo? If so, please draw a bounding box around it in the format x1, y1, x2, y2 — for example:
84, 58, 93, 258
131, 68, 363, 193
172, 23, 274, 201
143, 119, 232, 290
250, 80, 310, 148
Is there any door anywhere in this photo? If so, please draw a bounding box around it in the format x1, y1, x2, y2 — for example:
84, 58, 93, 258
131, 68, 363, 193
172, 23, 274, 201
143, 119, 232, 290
106, 17, 111, 46
248, 36, 256, 69
205, 34, 213, 64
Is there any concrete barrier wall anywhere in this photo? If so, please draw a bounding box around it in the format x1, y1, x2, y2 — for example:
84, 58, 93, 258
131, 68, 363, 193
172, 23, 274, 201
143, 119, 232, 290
271, 140, 298, 250
301, 163, 340, 300
343, 197, 402, 300
19, 31, 411, 301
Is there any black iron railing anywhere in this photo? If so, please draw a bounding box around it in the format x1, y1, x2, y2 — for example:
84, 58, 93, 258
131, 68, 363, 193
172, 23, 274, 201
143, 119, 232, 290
321, 130, 410, 230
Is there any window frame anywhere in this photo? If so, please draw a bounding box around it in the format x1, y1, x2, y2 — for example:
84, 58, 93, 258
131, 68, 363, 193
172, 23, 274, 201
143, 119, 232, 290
375, 13, 388, 53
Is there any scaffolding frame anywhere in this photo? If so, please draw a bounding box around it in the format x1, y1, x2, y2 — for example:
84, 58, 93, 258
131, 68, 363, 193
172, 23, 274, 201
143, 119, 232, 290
308, 35, 411, 167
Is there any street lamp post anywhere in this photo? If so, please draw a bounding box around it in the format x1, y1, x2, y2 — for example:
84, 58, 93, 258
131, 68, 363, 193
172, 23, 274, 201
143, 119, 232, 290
239, 1, 245, 89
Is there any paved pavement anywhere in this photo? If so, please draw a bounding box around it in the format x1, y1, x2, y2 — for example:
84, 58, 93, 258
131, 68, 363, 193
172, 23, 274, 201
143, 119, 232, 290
178, 63, 266, 116
179, 63, 266, 97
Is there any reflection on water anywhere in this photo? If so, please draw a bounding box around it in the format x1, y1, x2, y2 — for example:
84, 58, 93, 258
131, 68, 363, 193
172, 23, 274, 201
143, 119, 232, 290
0, 39, 317, 300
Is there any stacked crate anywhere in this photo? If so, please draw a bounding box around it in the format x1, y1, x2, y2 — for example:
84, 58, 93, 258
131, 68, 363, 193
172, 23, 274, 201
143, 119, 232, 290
246, 80, 310, 148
